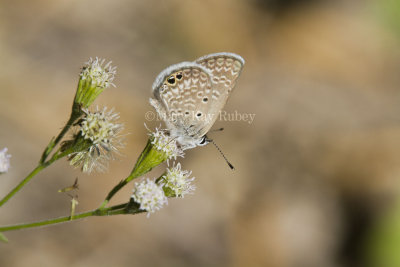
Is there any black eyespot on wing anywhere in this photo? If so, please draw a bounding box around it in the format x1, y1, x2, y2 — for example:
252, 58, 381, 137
203, 97, 208, 103
196, 112, 202, 117
176, 72, 183, 80
167, 76, 175, 84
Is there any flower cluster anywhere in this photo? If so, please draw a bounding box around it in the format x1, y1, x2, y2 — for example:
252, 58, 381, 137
131, 163, 195, 216
0, 148, 11, 173
0, 55, 207, 239
64, 107, 124, 173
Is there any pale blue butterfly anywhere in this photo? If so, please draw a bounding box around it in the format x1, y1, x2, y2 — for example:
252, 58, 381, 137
150, 52, 244, 154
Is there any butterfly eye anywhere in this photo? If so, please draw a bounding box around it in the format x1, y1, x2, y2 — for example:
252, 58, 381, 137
176, 72, 183, 80
167, 76, 176, 85
199, 136, 208, 145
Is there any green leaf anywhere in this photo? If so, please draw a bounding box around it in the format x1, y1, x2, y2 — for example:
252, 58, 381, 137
0, 233, 8, 243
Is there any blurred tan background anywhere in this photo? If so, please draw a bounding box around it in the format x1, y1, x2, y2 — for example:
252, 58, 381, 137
1, 0, 400, 266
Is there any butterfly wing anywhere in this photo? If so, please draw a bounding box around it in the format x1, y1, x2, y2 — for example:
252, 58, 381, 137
150, 62, 215, 148
195, 52, 245, 126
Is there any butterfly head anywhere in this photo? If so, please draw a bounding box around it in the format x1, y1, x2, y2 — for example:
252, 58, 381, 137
197, 135, 210, 147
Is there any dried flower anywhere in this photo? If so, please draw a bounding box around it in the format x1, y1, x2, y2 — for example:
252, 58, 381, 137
161, 163, 195, 197
0, 148, 11, 173
132, 178, 168, 216
63, 106, 124, 173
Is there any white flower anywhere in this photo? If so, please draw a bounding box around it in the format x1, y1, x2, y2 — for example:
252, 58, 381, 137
67, 106, 124, 173
150, 127, 184, 161
80, 57, 116, 89
75, 58, 116, 108
80, 107, 122, 146
0, 148, 11, 173
162, 162, 195, 197
132, 178, 168, 216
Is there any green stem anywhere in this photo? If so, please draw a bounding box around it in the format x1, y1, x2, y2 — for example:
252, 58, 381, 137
0, 165, 45, 207
40, 108, 81, 164
3, 103, 82, 208
0, 209, 94, 232
0, 147, 70, 208
100, 139, 165, 208
0, 203, 142, 232
100, 174, 134, 209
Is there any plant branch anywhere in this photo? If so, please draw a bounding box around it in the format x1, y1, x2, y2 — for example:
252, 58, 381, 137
40, 106, 81, 164
99, 139, 163, 208
0, 202, 143, 232
0, 146, 72, 208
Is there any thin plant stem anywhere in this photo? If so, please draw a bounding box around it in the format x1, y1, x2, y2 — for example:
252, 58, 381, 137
99, 139, 165, 209
99, 173, 135, 209
0, 209, 95, 232
0, 147, 72, 208
0, 203, 141, 232
40, 108, 81, 163
1, 107, 82, 208
0, 165, 45, 207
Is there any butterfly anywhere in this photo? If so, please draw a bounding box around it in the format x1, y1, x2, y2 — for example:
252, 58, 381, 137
150, 52, 244, 150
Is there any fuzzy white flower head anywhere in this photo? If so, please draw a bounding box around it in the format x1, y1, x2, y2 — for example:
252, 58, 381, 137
0, 148, 11, 173
150, 127, 184, 161
162, 162, 195, 197
80, 107, 122, 145
80, 57, 116, 89
67, 106, 124, 173
132, 178, 168, 217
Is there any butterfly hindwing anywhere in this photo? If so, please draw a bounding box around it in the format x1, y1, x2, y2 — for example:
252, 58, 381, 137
195, 52, 245, 126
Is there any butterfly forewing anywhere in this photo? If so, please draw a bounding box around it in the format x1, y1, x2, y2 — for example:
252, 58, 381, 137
151, 62, 215, 141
